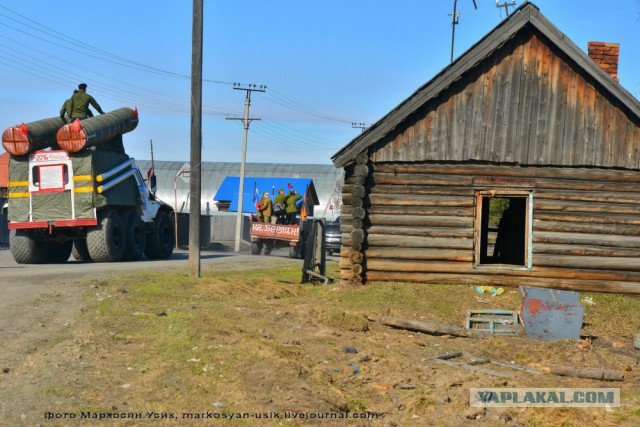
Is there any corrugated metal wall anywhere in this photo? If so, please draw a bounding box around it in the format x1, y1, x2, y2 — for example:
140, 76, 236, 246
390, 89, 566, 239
134, 160, 342, 217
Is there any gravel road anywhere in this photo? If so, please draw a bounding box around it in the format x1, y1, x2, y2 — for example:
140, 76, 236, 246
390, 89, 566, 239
0, 245, 302, 413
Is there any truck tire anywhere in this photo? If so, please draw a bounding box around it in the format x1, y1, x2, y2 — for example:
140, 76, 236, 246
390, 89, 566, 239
72, 239, 92, 262
263, 243, 272, 256
86, 209, 126, 262
145, 211, 173, 259
122, 211, 146, 261
10, 229, 46, 264
288, 246, 298, 259
251, 241, 263, 255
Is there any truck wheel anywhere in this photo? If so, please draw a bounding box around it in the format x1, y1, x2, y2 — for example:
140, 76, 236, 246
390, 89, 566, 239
288, 246, 298, 259
122, 211, 146, 261
87, 209, 126, 262
263, 243, 272, 256
251, 241, 263, 255
10, 229, 46, 264
72, 239, 92, 262
145, 211, 174, 259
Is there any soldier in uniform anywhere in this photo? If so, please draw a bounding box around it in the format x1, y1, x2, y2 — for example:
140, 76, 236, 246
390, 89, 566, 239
69, 83, 105, 121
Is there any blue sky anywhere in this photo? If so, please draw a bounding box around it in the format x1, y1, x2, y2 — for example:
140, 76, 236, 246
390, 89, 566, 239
0, 1, 638, 165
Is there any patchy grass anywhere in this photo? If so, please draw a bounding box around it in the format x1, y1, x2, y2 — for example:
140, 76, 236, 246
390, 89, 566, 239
11, 264, 640, 426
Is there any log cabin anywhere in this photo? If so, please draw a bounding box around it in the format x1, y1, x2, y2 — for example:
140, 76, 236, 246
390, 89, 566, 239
331, 2, 640, 294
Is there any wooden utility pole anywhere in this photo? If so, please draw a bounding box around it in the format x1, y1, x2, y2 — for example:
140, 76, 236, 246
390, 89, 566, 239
189, 0, 203, 278
227, 84, 265, 252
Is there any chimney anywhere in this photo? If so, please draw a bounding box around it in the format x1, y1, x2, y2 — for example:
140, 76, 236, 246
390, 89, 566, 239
588, 41, 619, 82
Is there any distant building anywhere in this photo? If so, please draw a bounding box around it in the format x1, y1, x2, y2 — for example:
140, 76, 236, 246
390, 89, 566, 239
135, 160, 342, 219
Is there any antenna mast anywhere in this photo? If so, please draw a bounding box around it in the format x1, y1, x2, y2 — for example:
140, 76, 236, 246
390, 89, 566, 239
496, 0, 517, 18
450, 0, 478, 63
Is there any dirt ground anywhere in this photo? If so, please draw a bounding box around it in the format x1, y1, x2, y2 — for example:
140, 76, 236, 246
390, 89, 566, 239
0, 248, 639, 427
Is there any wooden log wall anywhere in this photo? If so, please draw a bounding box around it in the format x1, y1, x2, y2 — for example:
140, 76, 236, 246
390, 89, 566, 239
340, 161, 640, 294
339, 152, 370, 285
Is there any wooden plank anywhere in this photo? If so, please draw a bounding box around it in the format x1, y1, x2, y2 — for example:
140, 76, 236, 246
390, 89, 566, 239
366, 247, 473, 262
368, 205, 474, 217
371, 163, 640, 183
369, 193, 474, 207
372, 172, 474, 186
368, 214, 471, 228
369, 185, 474, 196
533, 210, 640, 225
365, 259, 640, 282
533, 243, 639, 258
367, 234, 474, 249
533, 231, 640, 248
364, 271, 640, 294
533, 199, 640, 215
533, 219, 640, 236
534, 190, 640, 204
368, 225, 473, 239
533, 254, 640, 272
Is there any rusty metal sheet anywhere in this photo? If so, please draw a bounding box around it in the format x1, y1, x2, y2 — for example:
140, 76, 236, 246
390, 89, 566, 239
520, 286, 584, 341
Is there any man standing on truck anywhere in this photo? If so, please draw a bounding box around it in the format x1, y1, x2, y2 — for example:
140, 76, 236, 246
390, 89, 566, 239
69, 83, 105, 121
284, 189, 302, 225
60, 90, 94, 123
257, 191, 273, 223
274, 188, 287, 224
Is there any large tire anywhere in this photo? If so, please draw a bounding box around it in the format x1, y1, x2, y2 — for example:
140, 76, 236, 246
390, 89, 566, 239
251, 241, 263, 255
86, 209, 126, 262
145, 211, 174, 260
263, 243, 272, 256
72, 239, 92, 262
288, 245, 298, 259
42, 241, 73, 263
10, 229, 46, 264
122, 211, 146, 261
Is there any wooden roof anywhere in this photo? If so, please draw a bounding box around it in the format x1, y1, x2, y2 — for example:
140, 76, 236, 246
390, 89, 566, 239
332, 2, 640, 169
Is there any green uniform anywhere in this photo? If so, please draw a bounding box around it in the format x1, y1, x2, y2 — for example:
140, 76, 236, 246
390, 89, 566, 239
285, 191, 302, 213
258, 195, 273, 222
59, 98, 72, 122
70, 91, 104, 119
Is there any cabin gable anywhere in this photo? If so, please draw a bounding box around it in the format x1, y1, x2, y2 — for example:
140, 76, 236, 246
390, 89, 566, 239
368, 29, 640, 169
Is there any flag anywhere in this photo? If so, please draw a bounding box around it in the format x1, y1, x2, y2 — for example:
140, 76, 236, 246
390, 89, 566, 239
253, 182, 260, 211
18, 123, 29, 136
70, 118, 82, 132
329, 203, 333, 211
147, 167, 154, 179
300, 185, 309, 221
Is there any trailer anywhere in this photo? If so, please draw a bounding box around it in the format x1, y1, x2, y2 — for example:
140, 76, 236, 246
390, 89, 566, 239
249, 220, 305, 258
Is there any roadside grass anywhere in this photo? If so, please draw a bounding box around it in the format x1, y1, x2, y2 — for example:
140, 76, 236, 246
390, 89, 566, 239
45, 264, 640, 426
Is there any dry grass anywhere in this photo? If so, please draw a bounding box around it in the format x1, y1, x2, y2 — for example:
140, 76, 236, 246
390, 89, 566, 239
15, 264, 640, 426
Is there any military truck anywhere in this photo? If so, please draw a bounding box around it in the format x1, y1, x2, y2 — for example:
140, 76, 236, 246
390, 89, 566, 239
2, 108, 174, 264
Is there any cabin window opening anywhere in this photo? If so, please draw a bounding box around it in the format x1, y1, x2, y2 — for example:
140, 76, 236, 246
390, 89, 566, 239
475, 193, 531, 268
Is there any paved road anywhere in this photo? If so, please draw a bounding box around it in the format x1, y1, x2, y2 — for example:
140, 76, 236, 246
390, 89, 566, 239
0, 246, 301, 284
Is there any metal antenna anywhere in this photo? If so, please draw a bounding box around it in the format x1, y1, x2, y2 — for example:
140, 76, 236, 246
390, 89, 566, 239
496, 0, 517, 19
450, 0, 478, 63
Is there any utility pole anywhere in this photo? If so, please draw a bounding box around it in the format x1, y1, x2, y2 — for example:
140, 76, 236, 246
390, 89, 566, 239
496, 0, 517, 18
188, 0, 203, 278
351, 122, 367, 133
227, 83, 266, 252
